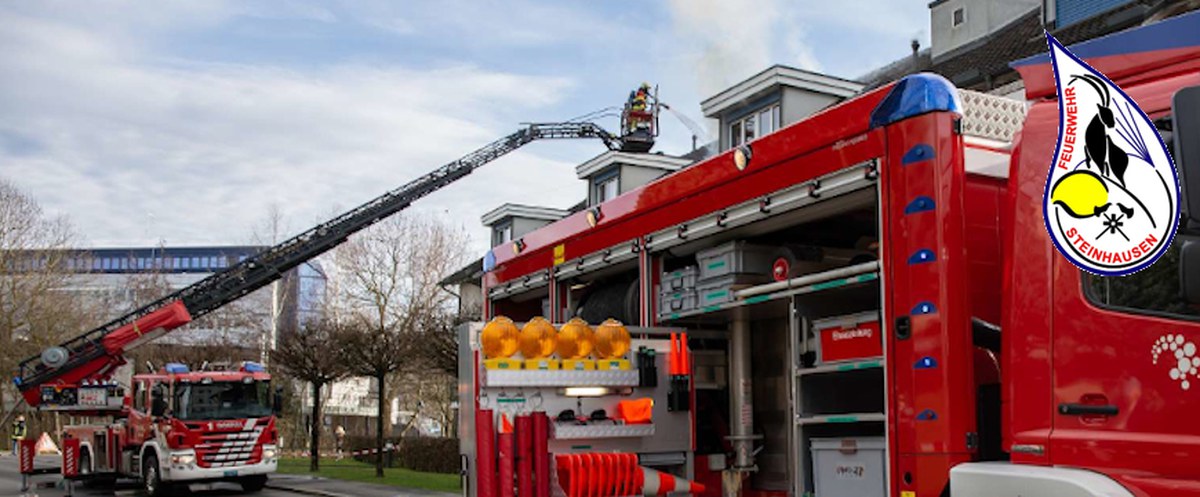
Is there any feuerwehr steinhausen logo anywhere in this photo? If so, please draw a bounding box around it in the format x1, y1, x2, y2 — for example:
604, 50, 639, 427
1043, 33, 1180, 275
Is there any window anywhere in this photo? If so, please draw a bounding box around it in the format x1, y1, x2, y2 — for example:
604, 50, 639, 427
952, 7, 965, 27
191, 256, 201, 269
730, 104, 780, 147
493, 223, 513, 246
590, 169, 619, 204
133, 381, 145, 411
1085, 239, 1200, 321
592, 175, 619, 201
759, 106, 777, 136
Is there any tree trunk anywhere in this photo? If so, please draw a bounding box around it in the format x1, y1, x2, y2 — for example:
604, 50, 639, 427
310, 381, 322, 472
375, 373, 385, 478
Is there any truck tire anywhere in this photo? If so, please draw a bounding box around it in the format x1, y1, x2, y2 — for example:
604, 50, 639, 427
240, 474, 268, 492
142, 453, 174, 497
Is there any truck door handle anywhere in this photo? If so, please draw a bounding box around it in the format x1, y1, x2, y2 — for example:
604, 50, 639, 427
894, 316, 911, 340
1058, 403, 1118, 416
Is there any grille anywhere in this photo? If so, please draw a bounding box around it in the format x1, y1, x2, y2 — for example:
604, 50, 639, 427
194, 419, 267, 468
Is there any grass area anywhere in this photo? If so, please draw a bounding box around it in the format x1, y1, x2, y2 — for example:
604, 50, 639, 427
277, 457, 462, 493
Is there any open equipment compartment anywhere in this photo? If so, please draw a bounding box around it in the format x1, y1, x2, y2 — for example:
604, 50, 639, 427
652, 162, 887, 496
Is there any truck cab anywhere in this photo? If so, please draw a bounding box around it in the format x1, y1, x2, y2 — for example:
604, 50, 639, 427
63, 362, 280, 495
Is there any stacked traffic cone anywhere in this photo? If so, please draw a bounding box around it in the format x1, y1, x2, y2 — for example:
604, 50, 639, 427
555, 452, 705, 497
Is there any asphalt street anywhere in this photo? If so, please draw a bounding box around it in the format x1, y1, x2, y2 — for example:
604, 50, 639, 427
0, 454, 303, 497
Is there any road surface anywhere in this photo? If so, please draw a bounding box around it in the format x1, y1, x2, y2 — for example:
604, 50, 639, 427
0, 454, 304, 497
0, 453, 457, 497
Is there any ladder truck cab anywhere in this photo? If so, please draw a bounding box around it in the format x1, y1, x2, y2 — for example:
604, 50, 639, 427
61, 361, 279, 495
467, 13, 1200, 497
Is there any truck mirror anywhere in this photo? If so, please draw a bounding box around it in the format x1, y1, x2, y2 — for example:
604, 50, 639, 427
1172, 86, 1200, 235
1181, 239, 1200, 305
273, 387, 284, 415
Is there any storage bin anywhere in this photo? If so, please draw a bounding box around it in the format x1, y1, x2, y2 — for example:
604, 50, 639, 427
809, 437, 886, 497
696, 241, 778, 281
661, 266, 699, 292
696, 274, 771, 307
657, 289, 698, 317
812, 311, 882, 364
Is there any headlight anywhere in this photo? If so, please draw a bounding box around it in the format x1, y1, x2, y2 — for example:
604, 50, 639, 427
170, 451, 196, 465
262, 445, 277, 460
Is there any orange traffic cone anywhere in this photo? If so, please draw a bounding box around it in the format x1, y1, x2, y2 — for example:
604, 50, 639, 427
637, 465, 706, 496
556, 452, 706, 497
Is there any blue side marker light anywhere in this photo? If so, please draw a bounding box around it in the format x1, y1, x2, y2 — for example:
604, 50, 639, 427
915, 357, 938, 369
908, 249, 936, 264
905, 196, 935, 214
902, 144, 934, 165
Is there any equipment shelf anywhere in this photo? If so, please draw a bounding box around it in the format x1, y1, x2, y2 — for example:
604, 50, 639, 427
796, 412, 886, 425
796, 357, 883, 376
552, 423, 655, 440
658, 262, 879, 322
481, 369, 640, 388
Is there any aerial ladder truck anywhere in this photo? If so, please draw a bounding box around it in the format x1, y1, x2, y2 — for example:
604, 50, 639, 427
11, 119, 645, 495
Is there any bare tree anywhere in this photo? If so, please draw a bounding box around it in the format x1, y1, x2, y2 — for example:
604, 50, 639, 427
273, 315, 352, 472
338, 322, 411, 477
331, 213, 468, 477
250, 203, 294, 366
0, 179, 91, 443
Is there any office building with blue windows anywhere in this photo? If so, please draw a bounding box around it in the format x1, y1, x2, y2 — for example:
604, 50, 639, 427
24, 245, 328, 353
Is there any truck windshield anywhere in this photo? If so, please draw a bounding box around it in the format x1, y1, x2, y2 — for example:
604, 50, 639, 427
174, 380, 272, 421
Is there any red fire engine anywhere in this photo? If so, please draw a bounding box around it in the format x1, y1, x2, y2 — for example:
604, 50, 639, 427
58, 361, 280, 494
466, 13, 1200, 497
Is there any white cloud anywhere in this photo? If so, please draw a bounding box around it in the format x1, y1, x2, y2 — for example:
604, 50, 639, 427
0, 4, 579, 256
0, 0, 935, 262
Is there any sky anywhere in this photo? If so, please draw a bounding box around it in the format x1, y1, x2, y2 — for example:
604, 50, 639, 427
1, 0, 931, 256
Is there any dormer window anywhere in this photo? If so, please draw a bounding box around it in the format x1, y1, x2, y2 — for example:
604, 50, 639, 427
731, 104, 780, 147
952, 7, 965, 27
593, 169, 620, 203
493, 222, 513, 246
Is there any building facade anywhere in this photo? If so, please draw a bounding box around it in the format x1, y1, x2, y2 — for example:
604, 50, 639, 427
44, 246, 326, 352
701, 65, 864, 153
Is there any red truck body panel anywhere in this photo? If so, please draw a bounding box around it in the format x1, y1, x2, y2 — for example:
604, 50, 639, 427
477, 13, 1200, 497
1004, 61, 1200, 494
484, 86, 894, 288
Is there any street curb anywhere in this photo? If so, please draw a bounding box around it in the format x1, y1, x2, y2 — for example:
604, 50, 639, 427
265, 482, 359, 497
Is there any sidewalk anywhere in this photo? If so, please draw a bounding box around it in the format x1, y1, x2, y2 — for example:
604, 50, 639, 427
267, 473, 460, 497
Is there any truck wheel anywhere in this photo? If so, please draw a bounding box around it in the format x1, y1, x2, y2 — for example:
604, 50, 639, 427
79, 451, 92, 476
240, 474, 268, 492
142, 453, 173, 497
